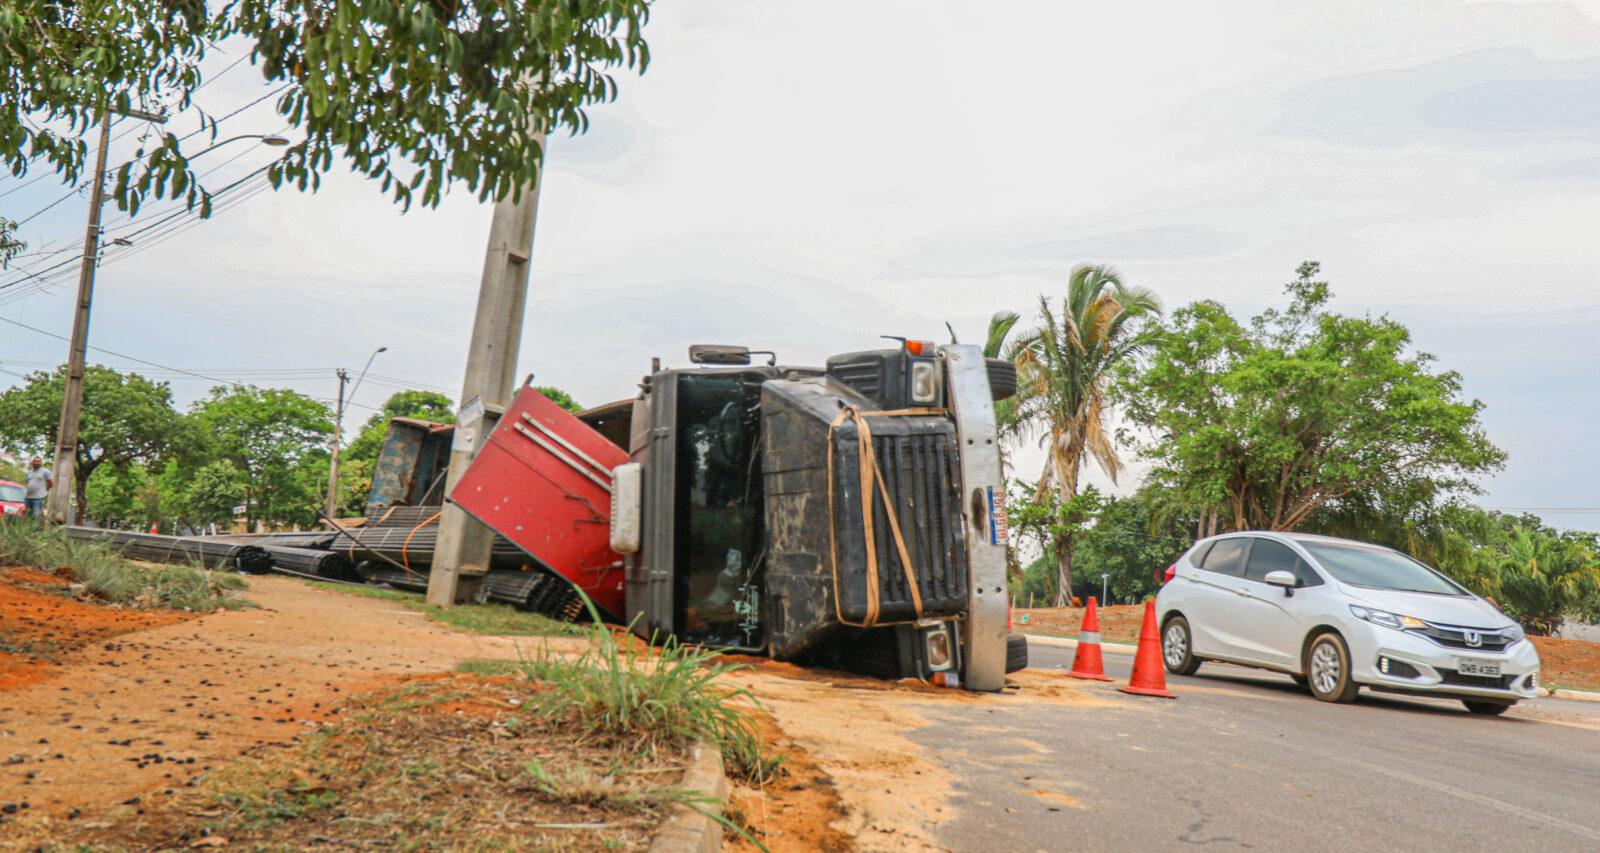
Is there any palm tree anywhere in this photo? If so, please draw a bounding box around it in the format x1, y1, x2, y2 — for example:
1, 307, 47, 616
1014, 264, 1162, 606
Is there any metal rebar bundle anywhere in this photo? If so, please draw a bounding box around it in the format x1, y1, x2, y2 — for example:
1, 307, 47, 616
252, 531, 341, 549
64, 527, 273, 572
258, 545, 359, 582
333, 523, 534, 573
363, 505, 444, 529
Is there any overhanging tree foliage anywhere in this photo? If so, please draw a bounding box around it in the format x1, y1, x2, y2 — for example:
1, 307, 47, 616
1, 0, 652, 218
1119, 262, 1505, 534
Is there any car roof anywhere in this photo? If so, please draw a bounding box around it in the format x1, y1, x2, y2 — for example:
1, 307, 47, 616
0, 479, 20, 487
1201, 531, 1390, 549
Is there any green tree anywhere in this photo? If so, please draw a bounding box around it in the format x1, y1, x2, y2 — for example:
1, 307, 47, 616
536, 385, 583, 414
1, 0, 651, 224
1006, 480, 1104, 606
1494, 527, 1600, 636
178, 459, 249, 531
1013, 264, 1162, 605
190, 386, 332, 528
1120, 262, 1504, 534
0, 366, 185, 520
1073, 492, 1194, 604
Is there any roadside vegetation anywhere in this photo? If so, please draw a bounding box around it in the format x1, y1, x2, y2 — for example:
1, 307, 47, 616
0, 522, 245, 611
996, 262, 1600, 635
306, 579, 586, 637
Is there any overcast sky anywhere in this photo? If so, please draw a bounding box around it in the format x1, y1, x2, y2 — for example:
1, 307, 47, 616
1, 0, 1596, 530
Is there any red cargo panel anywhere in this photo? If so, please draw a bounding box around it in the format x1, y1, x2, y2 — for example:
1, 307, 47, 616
449, 385, 628, 620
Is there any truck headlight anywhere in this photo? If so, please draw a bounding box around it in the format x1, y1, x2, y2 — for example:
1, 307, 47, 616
910, 361, 938, 403
926, 628, 953, 670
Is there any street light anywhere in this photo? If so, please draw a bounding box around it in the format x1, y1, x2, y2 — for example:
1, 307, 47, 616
189, 133, 291, 160
324, 346, 388, 523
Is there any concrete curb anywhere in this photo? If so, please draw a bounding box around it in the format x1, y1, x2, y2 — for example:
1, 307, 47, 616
1025, 633, 1139, 656
649, 742, 729, 853
1542, 687, 1600, 704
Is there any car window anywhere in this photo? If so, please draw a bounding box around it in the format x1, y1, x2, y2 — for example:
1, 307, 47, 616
1199, 538, 1248, 577
1188, 541, 1214, 567
1243, 539, 1321, 586
1297, 541, 1466, 595
0, 484, 23, 502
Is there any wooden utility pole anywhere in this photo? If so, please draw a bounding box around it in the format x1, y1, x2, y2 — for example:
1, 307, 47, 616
426, 131, 547, 606
47, 107, 165, 523
323, 368, 349, 522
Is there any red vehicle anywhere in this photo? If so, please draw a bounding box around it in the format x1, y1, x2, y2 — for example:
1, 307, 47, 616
0, 480, 25, 517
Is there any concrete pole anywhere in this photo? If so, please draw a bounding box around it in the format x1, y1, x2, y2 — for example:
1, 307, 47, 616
426, 131, 546, 606
46, 112, 113, 524
323, 368, 349, 523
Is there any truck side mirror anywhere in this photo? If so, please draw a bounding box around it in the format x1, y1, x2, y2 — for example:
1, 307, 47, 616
689, 345, 751, 365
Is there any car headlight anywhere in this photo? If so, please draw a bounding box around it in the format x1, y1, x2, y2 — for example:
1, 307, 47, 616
1349, 605, 1426, 631
1501, 622, 1525, 643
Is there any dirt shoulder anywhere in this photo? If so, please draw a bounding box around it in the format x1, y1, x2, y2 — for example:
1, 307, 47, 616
1016, 605, 1145, 645
0, 574, 578, 822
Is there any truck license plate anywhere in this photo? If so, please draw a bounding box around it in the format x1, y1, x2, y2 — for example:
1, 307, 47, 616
1458, 658, 1501, 677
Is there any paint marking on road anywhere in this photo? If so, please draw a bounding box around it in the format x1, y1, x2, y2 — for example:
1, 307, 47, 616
1315, 751, 1600, 842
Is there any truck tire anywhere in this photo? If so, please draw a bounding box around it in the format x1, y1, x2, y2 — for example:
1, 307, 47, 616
986, 358, 1017, 402
1005, 631, 1028, 673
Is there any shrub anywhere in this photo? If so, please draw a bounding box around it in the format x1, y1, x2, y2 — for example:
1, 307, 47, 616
0, 522, 247, 611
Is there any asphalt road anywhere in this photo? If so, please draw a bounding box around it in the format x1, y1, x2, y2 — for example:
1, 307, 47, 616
914, 641, 1600, 852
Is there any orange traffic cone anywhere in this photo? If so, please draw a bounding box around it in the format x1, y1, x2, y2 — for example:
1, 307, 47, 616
1119, 599, 1177, 698
148, 520, 158, 534
1065, 596, 1114, 681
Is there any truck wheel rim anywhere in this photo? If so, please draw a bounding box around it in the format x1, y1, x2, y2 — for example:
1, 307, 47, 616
1163, 623, 1186, 668
1311, 642, 1341, 694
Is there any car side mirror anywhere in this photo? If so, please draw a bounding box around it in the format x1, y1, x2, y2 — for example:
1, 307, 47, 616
1263, 570, 1298, 597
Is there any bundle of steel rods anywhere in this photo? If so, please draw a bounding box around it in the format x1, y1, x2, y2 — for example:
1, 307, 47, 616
363, 505, 444, 529
65, 527, 273, 572
258, 545, 359, 582
334, 524, 534, 573
252, 531, 340, 550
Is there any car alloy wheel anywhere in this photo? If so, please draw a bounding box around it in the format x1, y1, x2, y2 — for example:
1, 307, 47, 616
1160, 615, 1200, 676
1305, 632, 1359, 703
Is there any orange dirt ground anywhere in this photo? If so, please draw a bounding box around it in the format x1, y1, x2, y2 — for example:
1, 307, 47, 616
1016, 604, 1146, 645
1530, 636, 1600, 692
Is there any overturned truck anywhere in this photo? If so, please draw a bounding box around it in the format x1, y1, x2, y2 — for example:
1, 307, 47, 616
446, 340, 1025, 692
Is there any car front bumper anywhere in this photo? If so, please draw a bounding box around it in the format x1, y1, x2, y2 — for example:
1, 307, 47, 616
1347, 622, 1542, 702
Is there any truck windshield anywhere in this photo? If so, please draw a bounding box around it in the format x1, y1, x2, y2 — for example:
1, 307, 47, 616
0, 484, 22, 502
673, 372, 767, 648
1297, 541, 1466, 596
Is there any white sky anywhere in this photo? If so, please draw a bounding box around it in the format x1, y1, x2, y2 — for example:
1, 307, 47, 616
1, 0, 1597, 529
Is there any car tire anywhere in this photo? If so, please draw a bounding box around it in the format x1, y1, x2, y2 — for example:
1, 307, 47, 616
1005, 631, 1029, 673
1462, 700, 1513, 716
1304, 632, 1359, 703
1161, 615, 1201, 676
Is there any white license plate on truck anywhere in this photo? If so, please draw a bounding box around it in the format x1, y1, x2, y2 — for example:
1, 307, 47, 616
1457, 658, 1501, 677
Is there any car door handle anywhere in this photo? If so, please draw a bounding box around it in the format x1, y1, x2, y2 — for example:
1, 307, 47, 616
1234, 588, 1253, 597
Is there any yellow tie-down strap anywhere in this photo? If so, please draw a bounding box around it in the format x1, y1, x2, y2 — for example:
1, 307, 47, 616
825, 406, 952, 629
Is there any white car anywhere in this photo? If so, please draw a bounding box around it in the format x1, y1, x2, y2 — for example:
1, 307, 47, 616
1156, 532, 1541, 715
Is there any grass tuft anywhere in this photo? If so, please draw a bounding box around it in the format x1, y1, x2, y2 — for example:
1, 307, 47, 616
0, 522, 247, 611
518, 594, 785, 785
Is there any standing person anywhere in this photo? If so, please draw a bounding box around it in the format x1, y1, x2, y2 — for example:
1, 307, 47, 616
23, 457, 52, 519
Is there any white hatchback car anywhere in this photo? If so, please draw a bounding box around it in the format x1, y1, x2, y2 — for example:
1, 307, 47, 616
1156, 532, 1541, 715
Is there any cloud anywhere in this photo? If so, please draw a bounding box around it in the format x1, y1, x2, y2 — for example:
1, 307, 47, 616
1273, 47, 1600, 145
878, 223, 1245, 281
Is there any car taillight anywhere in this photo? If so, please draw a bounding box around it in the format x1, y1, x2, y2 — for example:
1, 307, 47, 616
1163, 564, 1177, 585
1007, 602, 1014, 632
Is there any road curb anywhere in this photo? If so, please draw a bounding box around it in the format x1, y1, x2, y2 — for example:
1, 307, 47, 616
649, 741, 728, 853
1542, 687, 1600, 704
1025, 633, 1139, 656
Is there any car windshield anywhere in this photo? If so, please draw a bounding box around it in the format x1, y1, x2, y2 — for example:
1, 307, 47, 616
0, 484, 23, 502
1298, 541, 1465, 595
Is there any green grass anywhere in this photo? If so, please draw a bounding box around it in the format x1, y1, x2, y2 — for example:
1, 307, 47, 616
0, 522, 248, 611
305, 580, 586, 637
517, 596, 785, 785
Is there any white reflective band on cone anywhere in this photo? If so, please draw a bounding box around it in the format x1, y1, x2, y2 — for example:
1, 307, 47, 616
1077, 631, 1101, 644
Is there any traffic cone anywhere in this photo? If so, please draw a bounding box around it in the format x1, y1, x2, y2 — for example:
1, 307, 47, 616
1119, 599, 1177, 698
148, 520, 158, 534
1064, 596, 1114, 681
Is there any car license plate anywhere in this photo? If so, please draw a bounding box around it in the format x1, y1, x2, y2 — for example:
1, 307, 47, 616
1458, 658, 1501, 677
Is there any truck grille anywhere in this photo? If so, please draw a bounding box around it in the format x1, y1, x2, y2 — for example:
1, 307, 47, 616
863, 431, 968, 618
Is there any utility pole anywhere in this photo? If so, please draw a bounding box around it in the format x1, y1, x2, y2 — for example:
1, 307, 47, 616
323, 368, 349, 522
47, 107, 164, 524
427, 130, 547, 607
